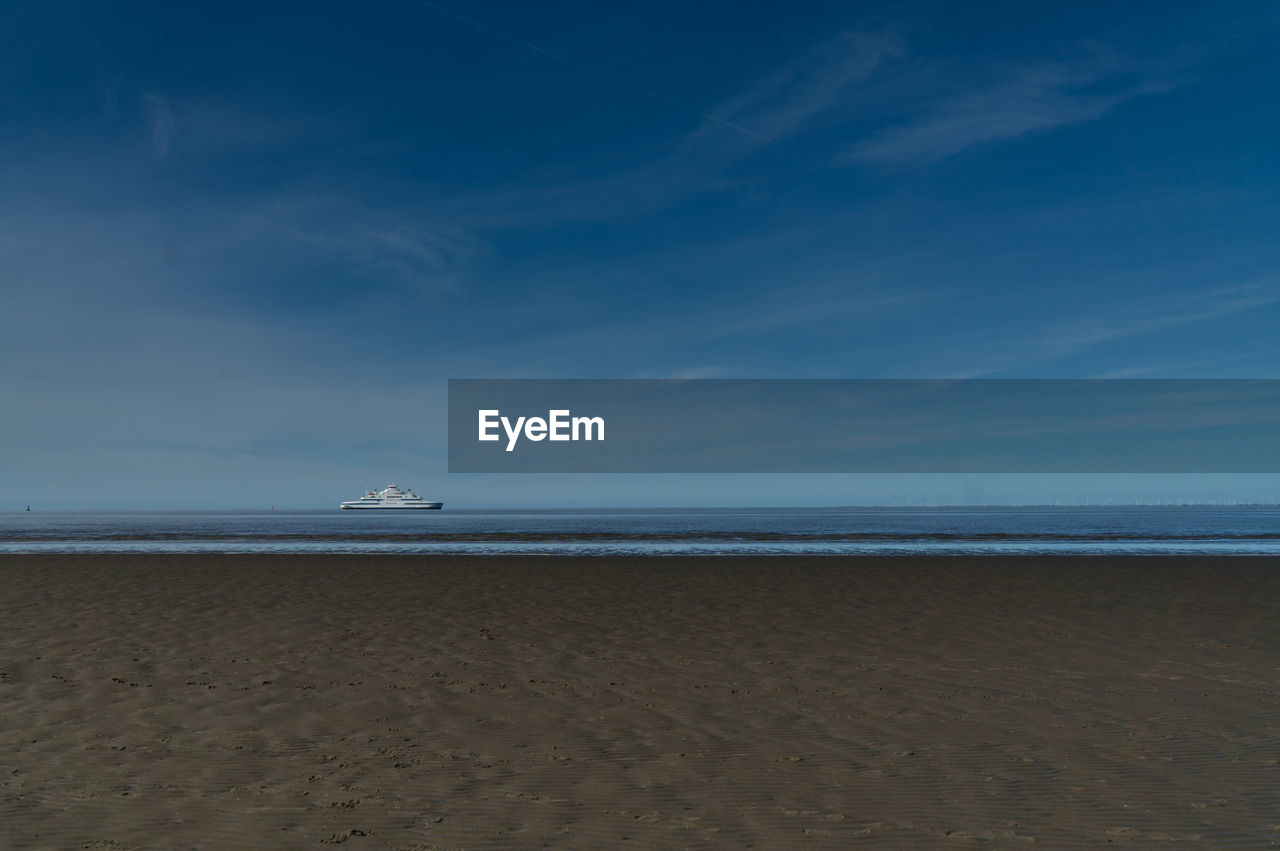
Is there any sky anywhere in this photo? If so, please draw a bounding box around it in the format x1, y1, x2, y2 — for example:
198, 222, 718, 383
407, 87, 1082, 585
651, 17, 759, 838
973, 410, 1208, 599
3, 0, 1280, 508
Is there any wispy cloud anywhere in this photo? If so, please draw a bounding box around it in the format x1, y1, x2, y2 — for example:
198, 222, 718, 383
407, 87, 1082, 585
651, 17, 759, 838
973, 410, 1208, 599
1034, 282, 1280, 359
240, 197, 485, 294
329, 218, 482, 292
1091, 352, 1266, 379
416, 0, 768, 141
847, 58, 1165, 164
696, 29, 901, 143
925, 282, 1280, 378
632, 365, 730, 380
478, 267, 937, 377
141, 91, 176, 156
432, 28, 902, 230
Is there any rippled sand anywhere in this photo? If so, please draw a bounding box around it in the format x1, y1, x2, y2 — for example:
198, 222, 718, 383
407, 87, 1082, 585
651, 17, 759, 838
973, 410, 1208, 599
2, 555, 1277, 847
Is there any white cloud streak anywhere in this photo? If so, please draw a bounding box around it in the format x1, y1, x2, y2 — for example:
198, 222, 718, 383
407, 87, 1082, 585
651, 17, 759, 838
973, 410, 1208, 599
142, 91, 176, 156
416, 0, 768, 141
924, 282, 1280, 378
697, 29, 902, 143
847, 60, 1165, 164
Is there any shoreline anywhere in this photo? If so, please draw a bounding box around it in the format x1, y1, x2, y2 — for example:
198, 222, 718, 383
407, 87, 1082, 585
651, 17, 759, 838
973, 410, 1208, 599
3, 554, 1277, 847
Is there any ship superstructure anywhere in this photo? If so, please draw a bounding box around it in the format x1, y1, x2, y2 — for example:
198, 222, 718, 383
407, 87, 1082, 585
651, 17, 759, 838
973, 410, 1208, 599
340, 483, 442, 510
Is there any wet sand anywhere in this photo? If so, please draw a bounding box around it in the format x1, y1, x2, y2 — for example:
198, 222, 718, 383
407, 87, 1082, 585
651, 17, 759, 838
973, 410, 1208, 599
2, 554, 1278, 848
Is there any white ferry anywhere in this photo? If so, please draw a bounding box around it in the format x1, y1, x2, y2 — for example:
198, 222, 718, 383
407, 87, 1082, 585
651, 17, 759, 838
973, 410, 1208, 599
340, 483, 443, 510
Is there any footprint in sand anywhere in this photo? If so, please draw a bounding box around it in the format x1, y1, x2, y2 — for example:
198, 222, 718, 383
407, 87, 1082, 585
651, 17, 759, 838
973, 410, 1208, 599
321, 828, 367, 844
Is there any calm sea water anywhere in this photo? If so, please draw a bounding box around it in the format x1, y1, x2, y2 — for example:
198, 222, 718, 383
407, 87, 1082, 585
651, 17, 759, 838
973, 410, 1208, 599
1, 506, 1278, 555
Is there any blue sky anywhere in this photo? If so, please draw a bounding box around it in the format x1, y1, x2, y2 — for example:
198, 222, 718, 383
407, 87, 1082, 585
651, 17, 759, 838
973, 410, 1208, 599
3, 1, 1280, 508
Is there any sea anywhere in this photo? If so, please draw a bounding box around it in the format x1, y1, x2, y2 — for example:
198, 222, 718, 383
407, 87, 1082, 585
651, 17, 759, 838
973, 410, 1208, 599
2, 506, 1279, 555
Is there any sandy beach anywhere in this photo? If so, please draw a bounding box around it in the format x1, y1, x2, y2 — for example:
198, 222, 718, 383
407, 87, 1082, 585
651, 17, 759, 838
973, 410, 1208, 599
2, 554, 1277, 848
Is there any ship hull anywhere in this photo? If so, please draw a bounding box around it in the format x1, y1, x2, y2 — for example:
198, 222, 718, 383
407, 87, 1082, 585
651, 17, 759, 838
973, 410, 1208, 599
340, 503, 443, 510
